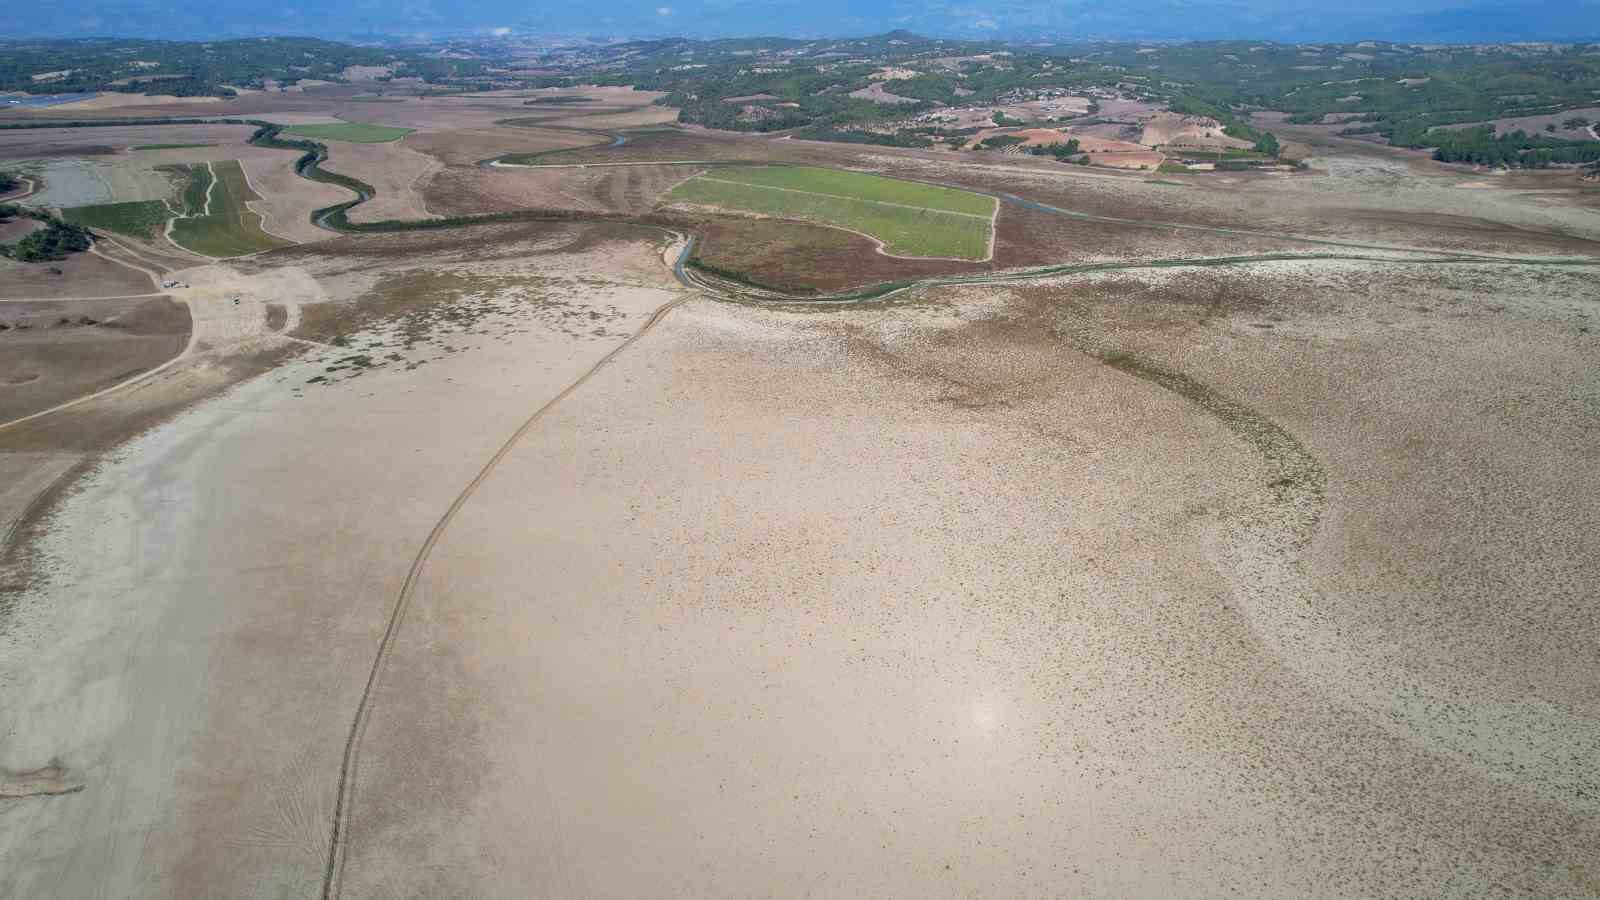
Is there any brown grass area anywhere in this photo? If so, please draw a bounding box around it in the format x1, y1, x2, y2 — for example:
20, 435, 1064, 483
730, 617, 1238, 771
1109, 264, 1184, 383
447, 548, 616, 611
0, 297, 190, 422
319, 140, 441, 223
0, 124, 256, 160
1088, 151, 1166, 170
235, 154, 349, 243
0, 218, 43, 242
1072, 134, 1153, 153
0, 251, 153, 300
412, 129, 590, 167
687, 215, 984, 293
424, 162, 698, 217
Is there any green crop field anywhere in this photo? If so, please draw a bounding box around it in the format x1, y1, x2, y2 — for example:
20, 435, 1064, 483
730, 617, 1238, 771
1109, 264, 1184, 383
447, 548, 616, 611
168, 160, 289, 257
667, 166, 995, 259
61, 200, 170, 239
281, 121, 415, 143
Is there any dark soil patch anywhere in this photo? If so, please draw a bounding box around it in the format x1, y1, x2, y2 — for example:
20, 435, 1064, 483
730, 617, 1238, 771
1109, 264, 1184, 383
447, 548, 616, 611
264, 303, 288, 332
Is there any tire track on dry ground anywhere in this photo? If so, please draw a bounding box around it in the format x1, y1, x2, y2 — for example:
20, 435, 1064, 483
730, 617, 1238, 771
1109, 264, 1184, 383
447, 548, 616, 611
284, 128, 1600, 891
321, 289, 692, 900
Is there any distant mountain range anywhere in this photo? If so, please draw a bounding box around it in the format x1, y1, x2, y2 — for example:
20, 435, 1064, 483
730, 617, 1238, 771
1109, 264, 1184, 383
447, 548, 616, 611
8, 0, 1599, 43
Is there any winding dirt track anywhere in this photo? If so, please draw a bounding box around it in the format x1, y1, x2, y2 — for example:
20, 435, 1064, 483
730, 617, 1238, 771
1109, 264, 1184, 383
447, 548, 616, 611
321, 288, 692, 899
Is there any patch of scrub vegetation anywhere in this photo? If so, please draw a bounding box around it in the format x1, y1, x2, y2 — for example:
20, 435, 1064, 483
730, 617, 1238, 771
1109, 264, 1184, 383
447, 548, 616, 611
0, 204, 93, 261
281, 122, 414, 143
667, 165, 995, 259
131, 143, 214, 150
168, 161, 289, 257
62, 200, 170, 238
296, 270, 629, 385
0, 171, 21, 193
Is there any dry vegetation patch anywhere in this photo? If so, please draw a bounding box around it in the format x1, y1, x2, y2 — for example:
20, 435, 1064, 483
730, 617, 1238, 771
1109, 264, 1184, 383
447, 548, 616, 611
0, 297, 189, 422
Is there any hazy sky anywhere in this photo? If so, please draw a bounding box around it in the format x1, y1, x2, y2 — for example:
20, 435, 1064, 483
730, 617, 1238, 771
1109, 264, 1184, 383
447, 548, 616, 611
16, 0, 1600, 42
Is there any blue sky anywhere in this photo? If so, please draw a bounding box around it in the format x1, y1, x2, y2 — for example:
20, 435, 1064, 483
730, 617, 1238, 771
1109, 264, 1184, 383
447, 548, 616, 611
17, 0, 1600, 42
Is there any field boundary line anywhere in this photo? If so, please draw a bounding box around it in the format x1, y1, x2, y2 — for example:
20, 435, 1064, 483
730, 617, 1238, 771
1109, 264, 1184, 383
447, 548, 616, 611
692, 175, 995, 219
233, 159, 297, 244
321, 292, 693, 900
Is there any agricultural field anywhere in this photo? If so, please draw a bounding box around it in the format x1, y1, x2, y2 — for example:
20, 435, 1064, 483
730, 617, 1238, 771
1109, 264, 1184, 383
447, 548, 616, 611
668, 165, 996, 259
168, 160, 289, 257
281, 122, 415, 143
131, 143, 214, 151
61, 199, 170, 239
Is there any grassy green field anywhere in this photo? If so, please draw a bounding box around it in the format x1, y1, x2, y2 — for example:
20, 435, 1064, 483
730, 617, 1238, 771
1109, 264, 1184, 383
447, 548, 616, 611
131, 143, 214, 150
281, 121, 414, 143
61, 200, 170, 238
667, 166, 995, 259
168, 160, 289, 257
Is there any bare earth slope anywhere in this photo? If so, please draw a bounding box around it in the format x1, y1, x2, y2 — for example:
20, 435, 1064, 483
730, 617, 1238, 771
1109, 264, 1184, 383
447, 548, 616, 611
1, 85, 1598, 900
